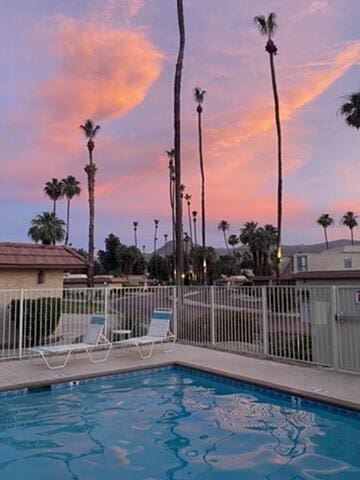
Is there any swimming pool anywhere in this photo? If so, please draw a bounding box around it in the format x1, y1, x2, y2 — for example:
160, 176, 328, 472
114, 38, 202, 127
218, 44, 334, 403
0, 366, 359, 479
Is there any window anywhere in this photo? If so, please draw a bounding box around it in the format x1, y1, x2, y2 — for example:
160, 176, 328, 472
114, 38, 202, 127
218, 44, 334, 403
297, 255, 308, 272
37, 270, 45, 284
344, 257, 352, 269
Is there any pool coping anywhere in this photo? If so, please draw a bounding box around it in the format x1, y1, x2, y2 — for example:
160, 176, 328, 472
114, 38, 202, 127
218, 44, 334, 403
176, 361, 360, 414
0, 357, 359, 415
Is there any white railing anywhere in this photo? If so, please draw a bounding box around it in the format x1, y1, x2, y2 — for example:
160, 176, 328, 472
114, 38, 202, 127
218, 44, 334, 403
0, 285, 359, 373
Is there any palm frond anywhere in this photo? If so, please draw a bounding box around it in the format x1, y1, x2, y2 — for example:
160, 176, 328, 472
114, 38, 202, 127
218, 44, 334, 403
193, 87, 206, 104
80, 119, 100, 139
253, 15, 268, 36
339, 90, 360, 129
267, 12, 278, 35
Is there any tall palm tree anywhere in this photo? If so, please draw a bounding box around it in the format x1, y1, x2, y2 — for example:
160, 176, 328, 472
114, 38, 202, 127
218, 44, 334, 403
228, 234, 239, 255
174, 0, 185, 284
184, 193, 193, 243
340, 91, 360, 130
341, 211, 358, 245
28, 212, 65, 245
218, 220, 230, 254
316, 213, 334, 250
192, 210, 198, 245
44, 178, 63, 214
153, 219, 159, 254
194, 86, 207, 283
254, 12, 282, 282
133, 221, 138, 248
61, 176, 81, 246
80, 119, 101, 288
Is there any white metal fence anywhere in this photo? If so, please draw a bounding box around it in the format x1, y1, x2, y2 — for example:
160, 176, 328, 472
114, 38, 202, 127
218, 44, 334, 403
0, 285, 359, 372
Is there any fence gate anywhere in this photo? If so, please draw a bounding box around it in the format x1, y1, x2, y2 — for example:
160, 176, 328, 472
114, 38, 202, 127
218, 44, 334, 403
335, 286, 360, 371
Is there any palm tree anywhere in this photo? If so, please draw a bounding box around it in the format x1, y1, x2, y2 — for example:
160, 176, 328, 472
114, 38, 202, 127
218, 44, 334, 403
142, 245, 146, 255
28, 212, 65, 245
240, 221, 259, 274
44, 178, 64, 214
316, 214, 334, 249
218, 220, 230, 254
153, 219, 159, 254
262, 224, 278, 275
192, 210, 198, 245
80, 119, 101, 288
133, 221, 138, 248
340, 91, 360, 129
341, 211, 358, 245
194, 86, 207, 283
61, 176, 81, 245
174, 0, 185, 284
254, 12, 282, 282
184, 193, 193, 243
228, 234, 239, 255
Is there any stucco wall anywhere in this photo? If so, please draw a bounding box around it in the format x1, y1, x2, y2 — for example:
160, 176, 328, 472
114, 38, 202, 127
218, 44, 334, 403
293, 251, 360, 273
0, 269, 64, 290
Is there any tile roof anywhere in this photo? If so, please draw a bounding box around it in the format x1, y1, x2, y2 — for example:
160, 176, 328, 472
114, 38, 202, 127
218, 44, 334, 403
0, 243, 87, 270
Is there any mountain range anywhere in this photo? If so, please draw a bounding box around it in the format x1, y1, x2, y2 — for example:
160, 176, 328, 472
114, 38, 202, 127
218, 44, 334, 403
152, 239, 360, 257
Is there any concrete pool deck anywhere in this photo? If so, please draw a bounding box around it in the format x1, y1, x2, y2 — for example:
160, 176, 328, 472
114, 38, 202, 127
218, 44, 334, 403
0, 344, 359, 411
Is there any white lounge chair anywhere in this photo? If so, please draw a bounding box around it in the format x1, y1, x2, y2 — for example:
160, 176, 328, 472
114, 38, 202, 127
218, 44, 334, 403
29, 315, 112, 369
117, 308, 175, 359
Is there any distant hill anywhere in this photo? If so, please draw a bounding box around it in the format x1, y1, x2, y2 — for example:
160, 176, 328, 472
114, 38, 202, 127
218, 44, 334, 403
151, 239, 360, 257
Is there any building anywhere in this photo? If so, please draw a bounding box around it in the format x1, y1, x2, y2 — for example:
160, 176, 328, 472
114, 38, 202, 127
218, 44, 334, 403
254, 245, 360, 286
292, 245, 360, 286
0, 243, 87, 290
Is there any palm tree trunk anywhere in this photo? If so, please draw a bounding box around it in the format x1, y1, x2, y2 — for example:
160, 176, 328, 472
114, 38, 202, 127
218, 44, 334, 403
174, 0, 185, 285
324, 227, 329, 249
170, 178, 176, 269
193, 218, 197, 245
268, 51, 282, 284
53, 200, 56, 215
86, 148, 95, 288
223, 230, 230, 255
65, 198, 70, 245
198, 109, 206, 283
351, 228, 354, 245
134, 228, 137, 248
187, 203, 193, 243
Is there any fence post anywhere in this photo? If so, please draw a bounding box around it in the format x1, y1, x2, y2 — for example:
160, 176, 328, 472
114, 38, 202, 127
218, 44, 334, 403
210, 286, 216, 346
18, 289, 24, 360
261, 286, 268, 355
172, 286, 178, 338
104, 285, 109, 336
330, 286, 339, 370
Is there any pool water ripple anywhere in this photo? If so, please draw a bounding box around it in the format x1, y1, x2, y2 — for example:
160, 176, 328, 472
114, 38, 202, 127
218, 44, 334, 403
0, 368, 358, 479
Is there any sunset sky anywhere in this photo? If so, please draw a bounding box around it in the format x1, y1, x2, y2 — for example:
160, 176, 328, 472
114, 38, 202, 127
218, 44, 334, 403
1, 0, 360, 251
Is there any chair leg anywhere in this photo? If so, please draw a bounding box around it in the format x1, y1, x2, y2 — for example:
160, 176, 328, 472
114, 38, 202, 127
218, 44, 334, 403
164, 336, 176, 353
85, 344, 112, 363
136, 342, 154, 359
40, 350, 72, 370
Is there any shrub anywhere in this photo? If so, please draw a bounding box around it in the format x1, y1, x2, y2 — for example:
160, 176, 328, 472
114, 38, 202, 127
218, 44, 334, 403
10, 297, 62, 347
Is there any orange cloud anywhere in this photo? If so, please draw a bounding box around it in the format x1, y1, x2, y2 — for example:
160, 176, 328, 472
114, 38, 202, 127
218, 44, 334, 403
36, 17, 162, 150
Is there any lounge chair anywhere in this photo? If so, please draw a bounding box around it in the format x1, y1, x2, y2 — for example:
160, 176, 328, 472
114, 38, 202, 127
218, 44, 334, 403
29, 315, 112, 369
116, 308, 175, 359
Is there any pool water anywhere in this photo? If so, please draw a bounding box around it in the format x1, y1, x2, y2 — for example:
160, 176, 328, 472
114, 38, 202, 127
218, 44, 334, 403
0, 367, 359, 479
